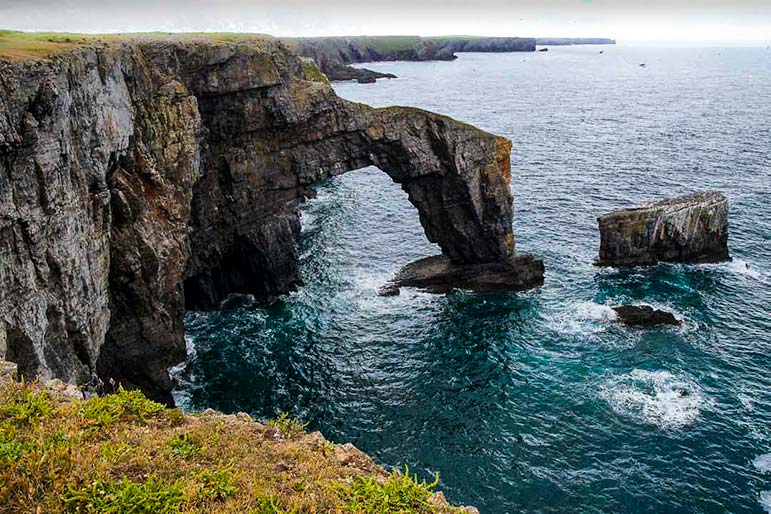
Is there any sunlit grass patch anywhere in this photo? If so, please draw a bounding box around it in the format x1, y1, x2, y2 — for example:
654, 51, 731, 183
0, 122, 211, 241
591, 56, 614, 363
0, 30, 276, 61
0, 383, 52, 426
266, 412, 308, 438
80, 386, 166, 427
0, 379, 464, 513
337, 466, 442, 513
63, 476, 185, 513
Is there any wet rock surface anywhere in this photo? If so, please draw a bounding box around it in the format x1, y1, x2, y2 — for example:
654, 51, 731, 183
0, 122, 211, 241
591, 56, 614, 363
597, 191, 730, 267
0, 37, 531, 403
385, 254, 545, 294
612, 305, 682, 326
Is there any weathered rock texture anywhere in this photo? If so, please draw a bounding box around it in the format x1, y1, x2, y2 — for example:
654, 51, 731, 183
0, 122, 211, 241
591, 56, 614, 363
383, 254, 544, 295
596, 191, 730, 267
282, 36, 537, 81
0, 36, 535, 404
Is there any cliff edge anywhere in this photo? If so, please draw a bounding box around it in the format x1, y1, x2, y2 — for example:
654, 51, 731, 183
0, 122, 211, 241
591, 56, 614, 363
0, 363, 476, 513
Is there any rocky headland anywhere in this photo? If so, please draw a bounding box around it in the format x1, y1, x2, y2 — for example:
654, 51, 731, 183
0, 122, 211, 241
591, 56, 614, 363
596, 191, 730, 267
0, 32, 541, 405
282, 35, 617, 82
282, 35, 538, 81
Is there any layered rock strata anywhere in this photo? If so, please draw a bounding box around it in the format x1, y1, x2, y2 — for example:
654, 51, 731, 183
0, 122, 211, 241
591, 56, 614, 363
0, 36, 538, 403
596, 191, 730, 267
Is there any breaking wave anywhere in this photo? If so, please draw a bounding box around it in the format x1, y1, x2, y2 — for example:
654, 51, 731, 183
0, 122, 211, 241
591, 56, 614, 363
600, 370, 708, 429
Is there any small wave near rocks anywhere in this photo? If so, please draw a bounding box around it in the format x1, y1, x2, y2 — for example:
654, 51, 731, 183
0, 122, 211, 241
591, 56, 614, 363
600, 370, 708, 429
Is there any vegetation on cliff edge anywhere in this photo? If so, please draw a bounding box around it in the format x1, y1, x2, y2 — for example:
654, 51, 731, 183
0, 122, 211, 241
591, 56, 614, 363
0, 30, 274, 61
0, 380, 468, 513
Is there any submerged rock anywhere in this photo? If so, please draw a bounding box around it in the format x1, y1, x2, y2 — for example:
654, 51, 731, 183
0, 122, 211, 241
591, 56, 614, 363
596, 191, 730, 267
385, 254, 544, 294
612, 305, 681, 326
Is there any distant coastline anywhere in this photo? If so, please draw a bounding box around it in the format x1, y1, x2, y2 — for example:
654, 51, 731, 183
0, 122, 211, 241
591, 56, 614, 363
281, 35, 616, 82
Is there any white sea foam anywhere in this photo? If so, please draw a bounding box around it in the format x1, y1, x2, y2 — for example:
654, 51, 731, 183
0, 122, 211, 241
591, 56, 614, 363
760, 491, 771, 514
600, 370, 707, 429
168, 334, 197, 376
754, 454, 771, 473
699, 258, 766, 280
726, 259, 764, 279
550, 301, 617, 335
576, 301, 618, 322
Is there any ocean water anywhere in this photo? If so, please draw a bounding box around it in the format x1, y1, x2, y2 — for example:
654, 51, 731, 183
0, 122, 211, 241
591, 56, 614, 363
173, 46, 771, 513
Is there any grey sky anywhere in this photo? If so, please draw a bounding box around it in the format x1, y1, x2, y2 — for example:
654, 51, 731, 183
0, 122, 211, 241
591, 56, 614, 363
1, 0, 770, 42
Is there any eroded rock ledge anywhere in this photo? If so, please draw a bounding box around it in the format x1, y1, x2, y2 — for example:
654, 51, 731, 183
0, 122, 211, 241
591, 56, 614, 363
0, 36, 538, 403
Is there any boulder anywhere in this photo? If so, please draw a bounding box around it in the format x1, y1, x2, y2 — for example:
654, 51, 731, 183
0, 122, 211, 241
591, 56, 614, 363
612, 305, 681, 326
596, 191, 729, 266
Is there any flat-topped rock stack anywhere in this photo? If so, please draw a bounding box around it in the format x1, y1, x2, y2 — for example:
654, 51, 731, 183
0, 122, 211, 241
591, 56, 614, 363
596, 191, 730, 267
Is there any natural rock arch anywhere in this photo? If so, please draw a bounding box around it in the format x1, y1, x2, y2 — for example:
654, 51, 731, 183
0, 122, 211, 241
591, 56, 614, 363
182, 88, 517, 309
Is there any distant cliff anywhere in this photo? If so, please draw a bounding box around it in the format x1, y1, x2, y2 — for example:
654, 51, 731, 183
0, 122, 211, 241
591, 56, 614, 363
282, 36, 616, 82
281, 35, 537, 81
536, 38, 616, 46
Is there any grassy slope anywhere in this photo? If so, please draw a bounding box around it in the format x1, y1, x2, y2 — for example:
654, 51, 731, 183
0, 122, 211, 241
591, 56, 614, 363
0, 31, 536, 62
0, 30, 274, 61
0, 380, 464, 513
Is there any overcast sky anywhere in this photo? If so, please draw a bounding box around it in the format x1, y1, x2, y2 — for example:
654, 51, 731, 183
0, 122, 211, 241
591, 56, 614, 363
2, 0, 770, 43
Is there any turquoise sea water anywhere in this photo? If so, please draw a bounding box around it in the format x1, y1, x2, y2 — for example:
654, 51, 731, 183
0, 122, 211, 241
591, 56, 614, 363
173, 46, 771, 513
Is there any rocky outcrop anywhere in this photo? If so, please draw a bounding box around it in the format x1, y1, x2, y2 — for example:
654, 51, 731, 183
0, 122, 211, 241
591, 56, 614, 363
282, 36, 536, 81
612, 305, 681, 326
382, 254, 544, 295
0, 36, 536, 404
596, 191, 730, 267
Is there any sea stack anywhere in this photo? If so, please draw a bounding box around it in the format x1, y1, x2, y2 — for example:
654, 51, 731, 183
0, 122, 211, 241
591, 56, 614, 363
596, 191, 730, 266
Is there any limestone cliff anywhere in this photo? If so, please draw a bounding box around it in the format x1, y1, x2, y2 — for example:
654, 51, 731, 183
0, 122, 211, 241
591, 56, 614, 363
0, 35, 538, 404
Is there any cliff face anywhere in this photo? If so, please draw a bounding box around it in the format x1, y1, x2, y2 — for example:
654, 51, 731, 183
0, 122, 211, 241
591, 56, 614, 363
282, 36, 537, 81
0, 37, 527, 404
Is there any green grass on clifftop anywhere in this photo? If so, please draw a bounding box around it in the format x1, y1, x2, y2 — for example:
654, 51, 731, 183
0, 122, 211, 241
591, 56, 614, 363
0, 380, 465, 513
0, 30, 275, 61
